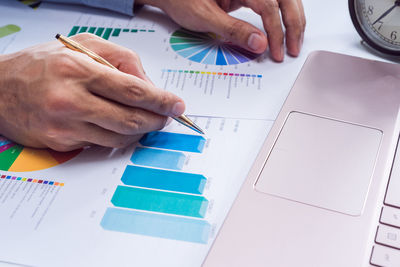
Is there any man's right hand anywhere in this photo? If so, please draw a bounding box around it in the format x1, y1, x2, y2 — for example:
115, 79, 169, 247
0, 33, 185, 151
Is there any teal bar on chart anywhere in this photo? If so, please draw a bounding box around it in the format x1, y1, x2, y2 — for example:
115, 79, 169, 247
131, 147, 185, 170
95, 27, 105, 37
121, 165, 206, 194
101, 208, 210, 243
112, 28, 121, 37
102, 28, 112, 40
68, 26, 79, 36
111, 186, 208, 218
139, 131, 205, 153
78, 26, 88, 33
88, 27, 96, 33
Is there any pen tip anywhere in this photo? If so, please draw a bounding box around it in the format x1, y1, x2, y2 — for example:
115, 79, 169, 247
55, 33, 61, 39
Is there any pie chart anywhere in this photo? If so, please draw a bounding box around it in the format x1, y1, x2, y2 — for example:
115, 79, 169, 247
0, 136, 82, 172
170, 28, 259, 65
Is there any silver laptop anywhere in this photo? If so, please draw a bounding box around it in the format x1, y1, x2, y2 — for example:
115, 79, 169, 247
204, 51, 400, 267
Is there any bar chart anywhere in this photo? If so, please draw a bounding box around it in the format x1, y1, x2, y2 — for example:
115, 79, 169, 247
67, 25, 155, 40
101, 131, 211, 244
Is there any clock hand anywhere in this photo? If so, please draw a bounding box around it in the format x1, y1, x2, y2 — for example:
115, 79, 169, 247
372, 0, 400, 26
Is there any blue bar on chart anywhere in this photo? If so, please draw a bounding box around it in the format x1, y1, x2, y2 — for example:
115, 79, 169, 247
121, 165, 206, 194
139, 131, 205, 153
101, 208, 210, 243
131, 147, 185, 170
111, 186, 208, 218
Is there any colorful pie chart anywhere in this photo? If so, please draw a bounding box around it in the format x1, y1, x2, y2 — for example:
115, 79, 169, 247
0, 136, 81, 172
170, 28, 259, 65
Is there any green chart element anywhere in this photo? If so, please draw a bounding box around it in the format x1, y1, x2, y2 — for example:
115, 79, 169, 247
68, 26, 155, 40
0, 25, 21, 39
0, 145, 23, 170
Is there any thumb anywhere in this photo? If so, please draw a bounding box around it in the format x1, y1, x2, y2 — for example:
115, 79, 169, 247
206, 10, 268, 54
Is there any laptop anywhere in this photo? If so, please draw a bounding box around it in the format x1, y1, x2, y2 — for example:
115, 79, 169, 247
203, 51, 400, 267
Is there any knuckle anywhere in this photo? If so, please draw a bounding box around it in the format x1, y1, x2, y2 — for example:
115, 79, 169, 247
121, 112, 144, 134
49, 52, 77, 76
125, 82, 146, 102
43, 127, 75, 151
72, 32, 98, 41
225, 20, 247, 40
263, 0, 279, 13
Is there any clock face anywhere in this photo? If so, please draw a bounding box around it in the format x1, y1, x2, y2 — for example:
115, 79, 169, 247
351, 0, 400, 55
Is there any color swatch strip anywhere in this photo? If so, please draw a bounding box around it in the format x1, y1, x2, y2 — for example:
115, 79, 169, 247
139, 131, 205, 153
131, 147, 185, 170
68, 26, 155, 40
101, 208, 210, 243
0, 174, 64, 186
121, 165, 206, 194
163, 69, 262, 78
111, 186, 208, 218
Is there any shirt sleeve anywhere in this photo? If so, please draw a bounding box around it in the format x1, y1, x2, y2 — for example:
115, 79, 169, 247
43, 0, 135, 16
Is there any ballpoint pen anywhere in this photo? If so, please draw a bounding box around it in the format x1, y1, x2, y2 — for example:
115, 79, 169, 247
55, 33, 205, 135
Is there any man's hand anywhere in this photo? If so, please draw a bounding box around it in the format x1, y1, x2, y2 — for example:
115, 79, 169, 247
0, 33, 185, 151
137, 0, 305, 62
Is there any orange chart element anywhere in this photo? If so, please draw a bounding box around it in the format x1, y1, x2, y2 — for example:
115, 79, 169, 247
0, 137, 81, 172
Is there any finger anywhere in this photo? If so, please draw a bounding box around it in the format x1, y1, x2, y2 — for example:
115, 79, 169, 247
279, 0, 303, 57
70, 33, 149, 82
201, 4, 268, 54
84, 94, 169, 135
86, 67, 185, 117
77, 122, 143, 148
296, 0, 306, 28
297, 0, 306, 46
246, 0, 285, 61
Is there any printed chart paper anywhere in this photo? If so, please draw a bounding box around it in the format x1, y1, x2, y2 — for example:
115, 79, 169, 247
0, 117, 271, 267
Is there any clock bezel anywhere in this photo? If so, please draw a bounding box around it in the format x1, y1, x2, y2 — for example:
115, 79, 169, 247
349, 0, 400, 56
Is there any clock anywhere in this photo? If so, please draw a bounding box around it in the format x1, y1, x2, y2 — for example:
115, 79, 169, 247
349, 0, 400, 56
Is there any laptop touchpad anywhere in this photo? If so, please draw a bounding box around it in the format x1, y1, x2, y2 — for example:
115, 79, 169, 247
255, 112, 382, 216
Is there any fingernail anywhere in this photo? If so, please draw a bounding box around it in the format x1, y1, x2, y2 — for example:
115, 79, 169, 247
172, 101, 185, 117
248, 33, 264, 52
166, 117, 173, 125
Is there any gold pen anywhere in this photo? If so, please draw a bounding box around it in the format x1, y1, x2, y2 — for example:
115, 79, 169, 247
55, 34, 205, 135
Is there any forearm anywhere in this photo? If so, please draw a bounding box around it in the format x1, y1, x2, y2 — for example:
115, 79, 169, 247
42, 0, 135, 15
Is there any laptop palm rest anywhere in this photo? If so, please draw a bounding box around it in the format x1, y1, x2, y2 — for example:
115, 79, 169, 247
254, 112, 382, 216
